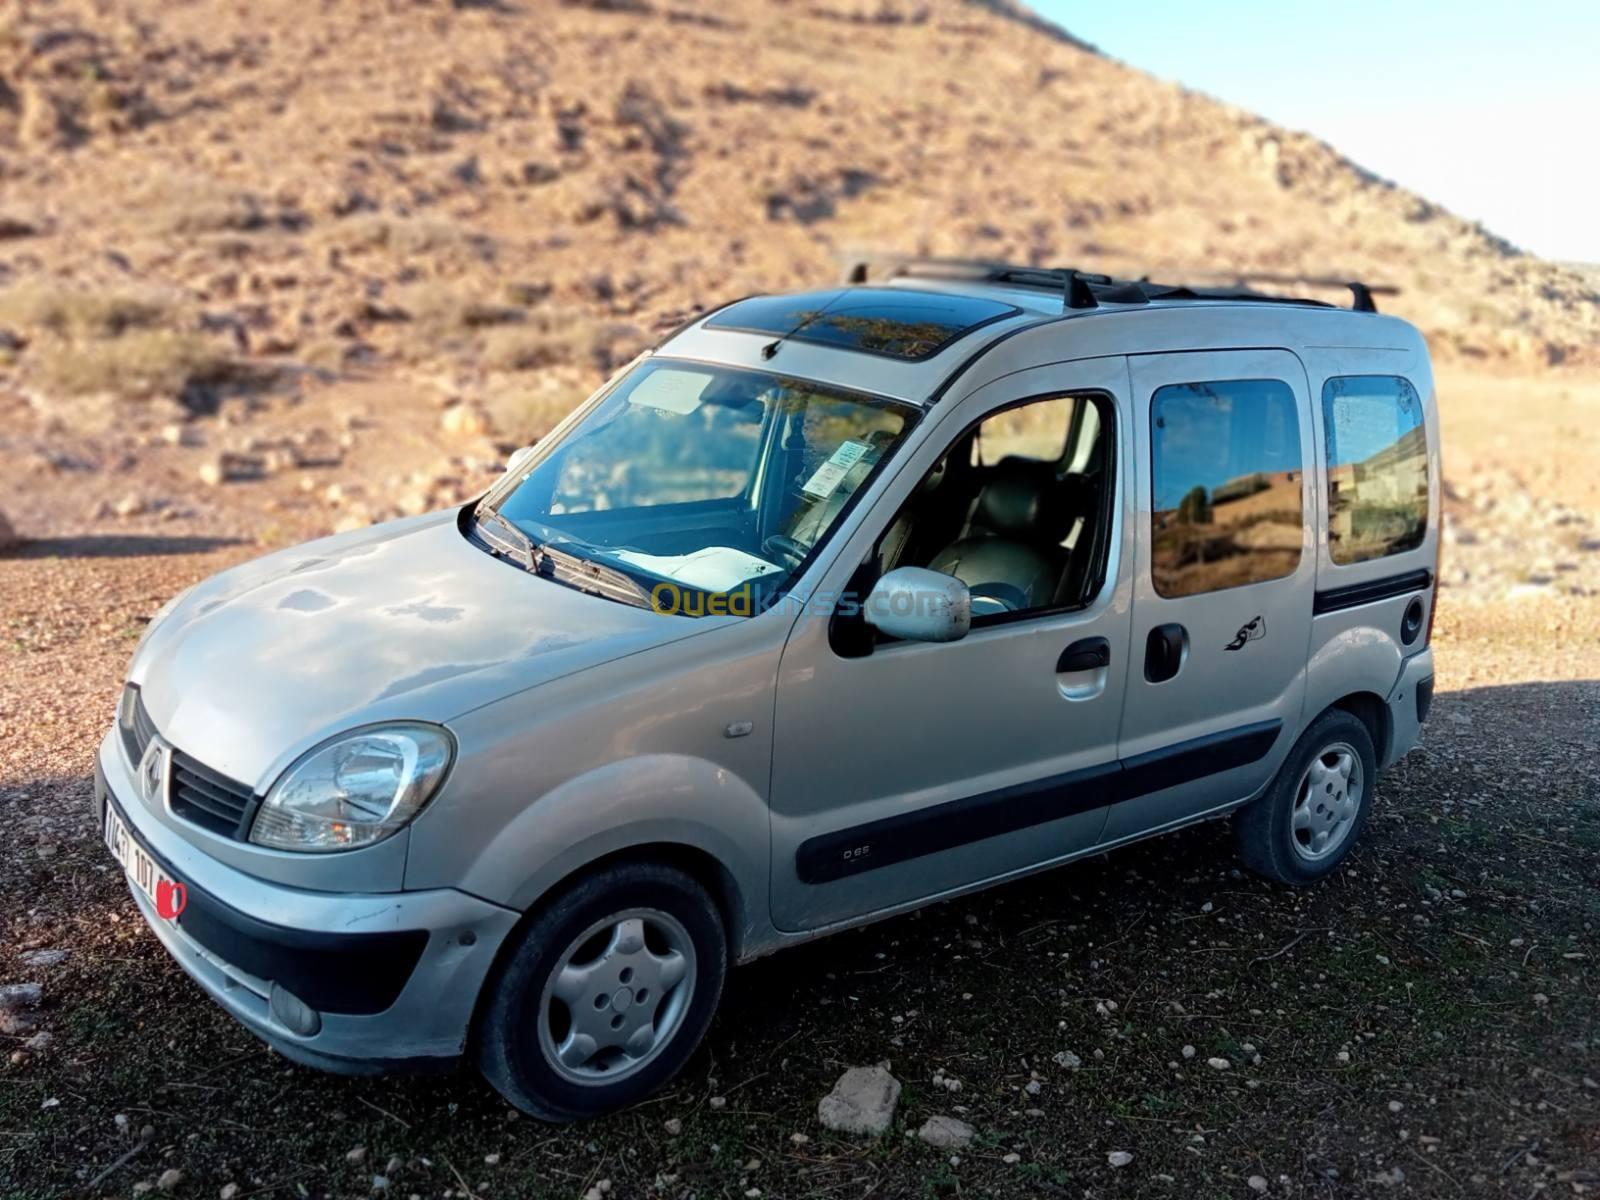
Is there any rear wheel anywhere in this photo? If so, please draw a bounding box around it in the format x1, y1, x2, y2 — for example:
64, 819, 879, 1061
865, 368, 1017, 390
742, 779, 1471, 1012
476, 861, 726, 1121
1233, 709, 1377, 884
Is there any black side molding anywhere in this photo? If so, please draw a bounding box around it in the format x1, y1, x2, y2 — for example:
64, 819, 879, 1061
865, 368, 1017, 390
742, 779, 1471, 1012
796, 719, 1282, 884
1313, 568, 1433, 615
1119, 720, 1282, 799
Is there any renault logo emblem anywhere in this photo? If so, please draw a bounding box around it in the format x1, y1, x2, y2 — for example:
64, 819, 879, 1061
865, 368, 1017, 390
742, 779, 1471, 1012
139, 739, 169, 809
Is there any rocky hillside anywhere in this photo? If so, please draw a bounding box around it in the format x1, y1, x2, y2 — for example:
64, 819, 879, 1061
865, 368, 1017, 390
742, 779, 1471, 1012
0, 0, 1596, 446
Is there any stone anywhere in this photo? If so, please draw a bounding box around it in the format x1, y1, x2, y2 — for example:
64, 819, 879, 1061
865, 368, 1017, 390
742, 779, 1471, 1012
440, 404, 490, 438
817, 1065, 901, 1136
20, 950, 67, 969
1248, 1177, 1269, 1193
1108, 1150, 1133, 1167
1, 1010, 40, 1035
198, 459, 227, 486
157, 1168, 184, 1192
0, 983, 42, 1011
220, 1185, 240, 1200
916, 1116, 974, 1149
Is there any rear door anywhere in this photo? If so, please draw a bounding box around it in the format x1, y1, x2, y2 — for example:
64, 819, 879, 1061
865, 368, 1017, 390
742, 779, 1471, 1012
1107, 349, 1316, 842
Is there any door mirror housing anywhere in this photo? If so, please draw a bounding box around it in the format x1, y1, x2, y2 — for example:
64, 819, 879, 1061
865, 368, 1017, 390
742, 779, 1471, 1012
863, 567, 971, 643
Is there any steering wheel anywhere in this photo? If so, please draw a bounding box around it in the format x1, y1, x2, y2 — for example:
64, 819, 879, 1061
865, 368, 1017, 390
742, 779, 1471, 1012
761, 534, 809, 570
967, 581, 1026, 616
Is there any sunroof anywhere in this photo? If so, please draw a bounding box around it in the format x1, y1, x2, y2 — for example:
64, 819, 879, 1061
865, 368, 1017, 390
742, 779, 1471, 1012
704, 287, 1021, 361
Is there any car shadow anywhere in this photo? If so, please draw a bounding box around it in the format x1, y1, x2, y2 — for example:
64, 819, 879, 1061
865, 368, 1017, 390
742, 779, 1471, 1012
11, 534, 248, 559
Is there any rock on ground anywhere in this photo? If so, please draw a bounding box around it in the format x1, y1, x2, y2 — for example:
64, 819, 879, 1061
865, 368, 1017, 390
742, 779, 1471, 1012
0, 983, 43, 1011
817, 1065, 901, 1136
916, 1115, 974, 1149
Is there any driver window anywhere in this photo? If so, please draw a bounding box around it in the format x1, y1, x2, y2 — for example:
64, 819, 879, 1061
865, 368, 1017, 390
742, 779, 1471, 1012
877, 392, 1114, 622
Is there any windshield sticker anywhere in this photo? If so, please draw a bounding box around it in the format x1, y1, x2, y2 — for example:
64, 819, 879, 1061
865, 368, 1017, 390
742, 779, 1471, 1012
627, 368, 714, 415
800, 439, 871, 499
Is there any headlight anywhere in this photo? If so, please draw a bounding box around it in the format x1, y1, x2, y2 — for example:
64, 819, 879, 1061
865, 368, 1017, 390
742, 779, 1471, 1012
249, 724, 453, 853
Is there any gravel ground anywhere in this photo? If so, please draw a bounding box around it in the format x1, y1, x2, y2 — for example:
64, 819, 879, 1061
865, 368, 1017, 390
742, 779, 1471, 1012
2, 371, 1598, 1199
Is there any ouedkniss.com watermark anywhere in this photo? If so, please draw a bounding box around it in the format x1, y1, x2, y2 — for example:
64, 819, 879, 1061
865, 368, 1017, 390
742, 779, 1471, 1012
646, 580, 953, 620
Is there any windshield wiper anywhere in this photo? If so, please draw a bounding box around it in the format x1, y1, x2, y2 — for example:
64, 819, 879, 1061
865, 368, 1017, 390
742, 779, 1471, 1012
537, 544, 657, 610
472, 506, 538, 568
472, 507, 655, 610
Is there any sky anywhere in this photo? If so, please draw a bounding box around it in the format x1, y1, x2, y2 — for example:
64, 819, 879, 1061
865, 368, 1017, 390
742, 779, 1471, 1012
1029, 1, 1600, 264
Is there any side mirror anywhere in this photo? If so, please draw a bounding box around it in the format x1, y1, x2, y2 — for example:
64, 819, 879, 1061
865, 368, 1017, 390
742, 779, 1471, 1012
505, 445, 536, 473
863, 567, 971, 643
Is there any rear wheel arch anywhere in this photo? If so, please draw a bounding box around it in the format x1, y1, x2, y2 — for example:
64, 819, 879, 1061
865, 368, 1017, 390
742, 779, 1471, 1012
1329, 691, 1390, 765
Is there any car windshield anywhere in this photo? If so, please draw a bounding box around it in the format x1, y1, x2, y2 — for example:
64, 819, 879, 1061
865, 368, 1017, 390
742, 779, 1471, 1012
478, 358, 918, 613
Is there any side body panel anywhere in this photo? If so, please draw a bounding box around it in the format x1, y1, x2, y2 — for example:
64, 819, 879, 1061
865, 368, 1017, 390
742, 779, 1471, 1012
766, 355, 1136, 932
1108, 349, 1318, 840
1300, 344, 1441, 765
405, 613, 790, 957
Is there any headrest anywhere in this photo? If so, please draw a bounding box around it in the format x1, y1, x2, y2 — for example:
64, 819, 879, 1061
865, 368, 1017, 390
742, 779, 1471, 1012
974, 458, 1059, 536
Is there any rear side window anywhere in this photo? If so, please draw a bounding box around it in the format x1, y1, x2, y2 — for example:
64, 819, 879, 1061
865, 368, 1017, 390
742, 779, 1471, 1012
1151, 379, 1303, 598
1322, 376, 1428, 564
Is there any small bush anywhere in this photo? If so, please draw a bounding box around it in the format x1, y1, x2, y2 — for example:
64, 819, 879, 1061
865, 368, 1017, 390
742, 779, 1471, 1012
333, 214, 494, 263
34, 330, 234, 398
402, 284, 525, 334
133, 176, 307, 236
0, 280, 173, 338
481, 312, 646, 372
480, 379, 590, 445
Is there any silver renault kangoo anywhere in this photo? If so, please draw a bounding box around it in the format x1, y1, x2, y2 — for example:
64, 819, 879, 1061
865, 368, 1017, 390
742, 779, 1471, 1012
97, 259, 1439, 1120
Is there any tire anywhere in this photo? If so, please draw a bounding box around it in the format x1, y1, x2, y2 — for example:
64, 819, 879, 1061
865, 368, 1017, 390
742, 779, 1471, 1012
1233, 709, 1378, 885
475, 861, 726, 1122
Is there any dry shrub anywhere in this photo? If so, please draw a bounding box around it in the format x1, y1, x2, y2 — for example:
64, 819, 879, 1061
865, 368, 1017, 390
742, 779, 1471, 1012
333, 213, 495, 263
402, 284, 525, 334
0, 280, 173, 338
481, 311, 646, 372
136, 177, 304, 236
34, 330, 234, 398
480, 378, 590, 446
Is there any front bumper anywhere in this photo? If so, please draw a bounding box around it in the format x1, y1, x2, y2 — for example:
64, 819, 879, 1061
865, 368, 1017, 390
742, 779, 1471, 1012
94, 730, 520, 1073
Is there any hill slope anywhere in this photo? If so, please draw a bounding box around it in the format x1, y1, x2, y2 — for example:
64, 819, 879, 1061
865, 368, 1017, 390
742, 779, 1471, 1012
0, 0, 1596, 419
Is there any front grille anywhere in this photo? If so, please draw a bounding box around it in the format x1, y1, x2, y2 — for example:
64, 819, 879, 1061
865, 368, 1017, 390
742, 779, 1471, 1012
170, 751, 255, 838
119, 685, 257, 839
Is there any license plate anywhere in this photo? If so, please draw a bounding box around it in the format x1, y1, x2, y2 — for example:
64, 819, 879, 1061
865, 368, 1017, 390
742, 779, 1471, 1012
104, 805, 179, 915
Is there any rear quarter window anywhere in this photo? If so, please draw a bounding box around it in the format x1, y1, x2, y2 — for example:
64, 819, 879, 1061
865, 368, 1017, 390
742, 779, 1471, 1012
1322, 375, 1428, 565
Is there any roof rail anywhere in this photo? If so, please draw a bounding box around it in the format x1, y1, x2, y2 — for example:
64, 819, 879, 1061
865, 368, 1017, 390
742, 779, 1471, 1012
839, 254, 1397, 315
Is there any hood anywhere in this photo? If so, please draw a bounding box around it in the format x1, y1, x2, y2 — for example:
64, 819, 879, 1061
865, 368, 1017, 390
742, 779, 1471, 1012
134, 512, 721, 789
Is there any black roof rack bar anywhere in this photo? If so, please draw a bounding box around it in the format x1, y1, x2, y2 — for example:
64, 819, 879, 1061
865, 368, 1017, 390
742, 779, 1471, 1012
839, 254, 1396, 314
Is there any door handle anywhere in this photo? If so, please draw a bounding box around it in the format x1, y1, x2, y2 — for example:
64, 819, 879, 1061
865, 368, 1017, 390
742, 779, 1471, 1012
1144, 623, 1187, 683
1057, 636, 1110, 673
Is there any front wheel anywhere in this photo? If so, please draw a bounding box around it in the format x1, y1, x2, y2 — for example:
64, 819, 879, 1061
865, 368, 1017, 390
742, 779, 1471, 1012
475, 861, 726, 1121
1233, 709, 1377, 884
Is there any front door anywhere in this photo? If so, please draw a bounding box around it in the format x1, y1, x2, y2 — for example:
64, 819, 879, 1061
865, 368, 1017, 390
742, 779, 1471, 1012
768, 356, 1134, 932
1106, 349, 1316, 843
